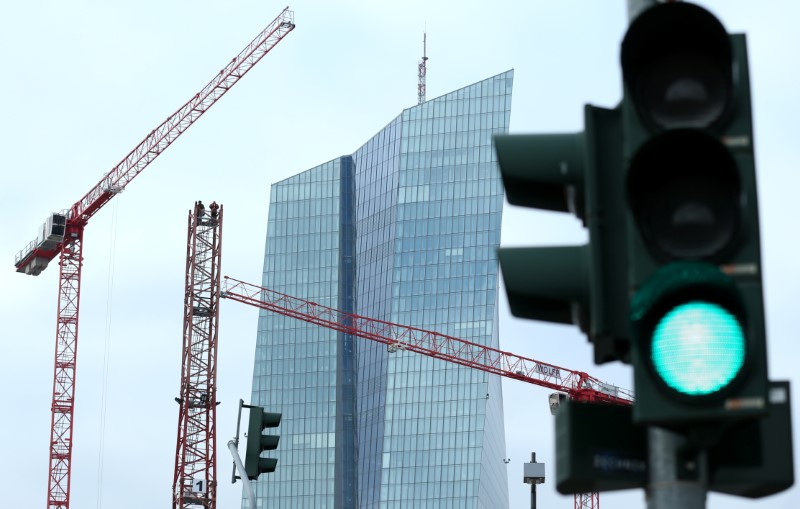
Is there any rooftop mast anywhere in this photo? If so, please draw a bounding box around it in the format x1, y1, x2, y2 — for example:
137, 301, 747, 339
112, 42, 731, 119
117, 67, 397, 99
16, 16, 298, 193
417, 31, 428, 104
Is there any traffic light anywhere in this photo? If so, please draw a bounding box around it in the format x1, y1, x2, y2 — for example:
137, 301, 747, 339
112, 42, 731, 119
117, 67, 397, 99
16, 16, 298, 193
496, 0, 792, 499
622, 2, 768, 428
555, 399, 647, 494
495, 105, 630, 364
244, 407, 281, 480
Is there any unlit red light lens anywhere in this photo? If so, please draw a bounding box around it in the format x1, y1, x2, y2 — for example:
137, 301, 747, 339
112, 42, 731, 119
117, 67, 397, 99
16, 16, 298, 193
651, 301, 745, 395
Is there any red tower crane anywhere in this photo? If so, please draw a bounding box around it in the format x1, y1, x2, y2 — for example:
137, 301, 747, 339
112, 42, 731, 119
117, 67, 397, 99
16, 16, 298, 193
173, 201, 223, 509
220, 276, 633, 509
14, 9, 295, 509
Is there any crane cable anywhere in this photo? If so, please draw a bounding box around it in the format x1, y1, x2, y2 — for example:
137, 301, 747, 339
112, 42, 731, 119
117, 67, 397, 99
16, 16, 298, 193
95, 198, 119, 509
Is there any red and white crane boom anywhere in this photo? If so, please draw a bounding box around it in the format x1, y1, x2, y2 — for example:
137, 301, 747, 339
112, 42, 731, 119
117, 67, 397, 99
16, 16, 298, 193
15, 8, 295, 509
221, 276, 633, 406
221, 276, 631, 509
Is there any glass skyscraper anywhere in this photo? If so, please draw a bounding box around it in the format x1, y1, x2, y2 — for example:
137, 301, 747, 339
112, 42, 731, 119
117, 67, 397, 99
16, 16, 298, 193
248, 70, 513, 509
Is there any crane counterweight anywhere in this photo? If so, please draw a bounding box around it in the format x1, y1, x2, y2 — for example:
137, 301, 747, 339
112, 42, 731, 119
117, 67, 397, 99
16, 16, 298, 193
15, 212, 67, 275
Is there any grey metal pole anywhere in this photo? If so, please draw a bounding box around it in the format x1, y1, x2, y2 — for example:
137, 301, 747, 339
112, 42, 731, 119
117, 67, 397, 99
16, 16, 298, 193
530, 453, 537, 509
646, 427, 707, 509
627, 0, 659, 21
228, 439, 257, 509
232, 399, 245, 484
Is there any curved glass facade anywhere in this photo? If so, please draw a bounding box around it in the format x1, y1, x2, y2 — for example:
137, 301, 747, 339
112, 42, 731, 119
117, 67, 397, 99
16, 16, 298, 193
248, 70, 513, 509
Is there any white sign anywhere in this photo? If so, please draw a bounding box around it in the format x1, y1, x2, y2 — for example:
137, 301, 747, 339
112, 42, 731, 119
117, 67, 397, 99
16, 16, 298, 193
535, 364, 561, 379
192, 477, 206, 494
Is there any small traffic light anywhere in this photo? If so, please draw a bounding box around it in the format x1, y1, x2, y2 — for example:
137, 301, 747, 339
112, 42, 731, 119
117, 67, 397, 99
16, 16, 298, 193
622, 2, 769, 427
244, 407, 281, 480
555, 399, 647, 495
495, 105, 630, 364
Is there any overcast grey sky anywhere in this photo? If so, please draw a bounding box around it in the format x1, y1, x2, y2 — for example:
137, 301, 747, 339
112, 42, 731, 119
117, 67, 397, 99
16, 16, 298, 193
1, 1, 797, 508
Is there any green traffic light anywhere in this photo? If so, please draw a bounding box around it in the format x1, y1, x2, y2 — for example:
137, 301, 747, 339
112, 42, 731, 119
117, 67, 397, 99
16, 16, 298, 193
624, 7, 771, 431
651, 300, 745, 396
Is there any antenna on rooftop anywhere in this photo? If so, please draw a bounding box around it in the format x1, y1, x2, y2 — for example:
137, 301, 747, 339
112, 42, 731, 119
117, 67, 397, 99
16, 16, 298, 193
417, 31, 428, 104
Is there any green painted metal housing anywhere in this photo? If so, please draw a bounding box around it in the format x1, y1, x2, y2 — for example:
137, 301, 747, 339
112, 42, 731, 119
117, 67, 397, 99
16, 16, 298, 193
244, 407, 281, 480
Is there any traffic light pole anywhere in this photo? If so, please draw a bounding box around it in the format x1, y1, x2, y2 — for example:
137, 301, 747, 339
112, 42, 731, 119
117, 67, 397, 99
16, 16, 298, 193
647, 428, 707, 509
227, 440, 256, 509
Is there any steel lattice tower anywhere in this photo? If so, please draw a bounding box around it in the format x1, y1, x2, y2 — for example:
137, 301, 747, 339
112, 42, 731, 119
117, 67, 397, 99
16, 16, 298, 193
173, 201, 223, 509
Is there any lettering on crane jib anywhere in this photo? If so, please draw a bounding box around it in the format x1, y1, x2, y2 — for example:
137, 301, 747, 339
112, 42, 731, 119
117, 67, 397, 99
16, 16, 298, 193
535, 364, 561, 379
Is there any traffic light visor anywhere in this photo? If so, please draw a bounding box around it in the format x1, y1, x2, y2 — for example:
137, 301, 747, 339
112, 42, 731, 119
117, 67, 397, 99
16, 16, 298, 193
498, 245, 590, 327
622, 2, 732, 129
493, 133, 586, 218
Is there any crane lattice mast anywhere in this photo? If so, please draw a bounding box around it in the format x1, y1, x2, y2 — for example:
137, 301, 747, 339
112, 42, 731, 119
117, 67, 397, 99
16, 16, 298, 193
221, 276, 631, 509
173, 201, 223, 509
15, 8, 294, 509
576, 492, 600, 509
